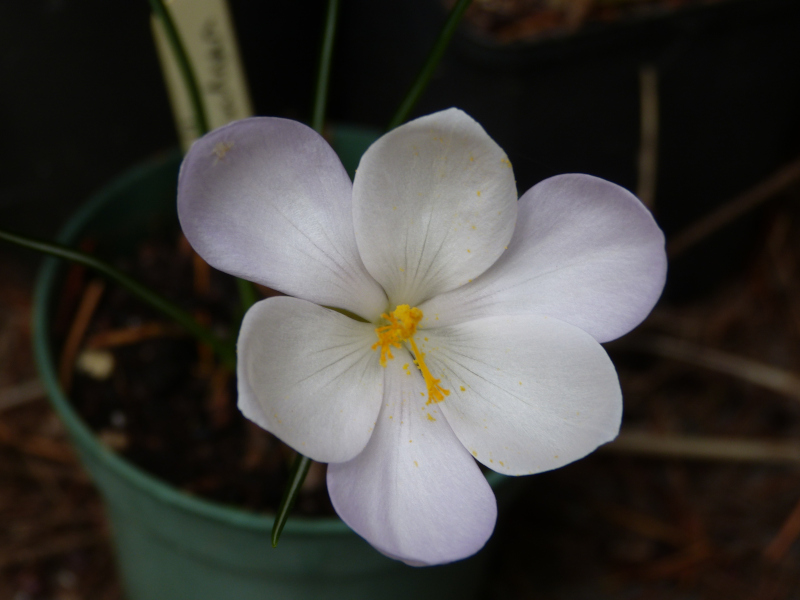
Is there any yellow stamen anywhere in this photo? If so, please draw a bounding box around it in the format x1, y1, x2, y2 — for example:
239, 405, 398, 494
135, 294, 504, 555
408, 336, 450, 405
372, 304, 421, 367
372, 304, 450, 405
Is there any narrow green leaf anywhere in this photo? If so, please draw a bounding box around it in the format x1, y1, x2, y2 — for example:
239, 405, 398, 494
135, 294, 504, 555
0, 228, 236, 370
312, 0, 340, 134
236, 277, 259, 314
272, 454, 313, 547
148, 0, 210, 136
388, 0, 474, 130
149, 0, 259, 321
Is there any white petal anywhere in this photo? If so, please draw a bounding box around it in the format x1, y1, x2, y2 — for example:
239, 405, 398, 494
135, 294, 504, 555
327, 354, 497, 566
419, 315, 622, 476
419, 174, 667, 342
237, 297, 383, 463
178, 118, 387, 321
352, 108, 518, 307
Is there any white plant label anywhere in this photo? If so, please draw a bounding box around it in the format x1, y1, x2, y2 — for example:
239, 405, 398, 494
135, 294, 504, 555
152, 0, 253, 150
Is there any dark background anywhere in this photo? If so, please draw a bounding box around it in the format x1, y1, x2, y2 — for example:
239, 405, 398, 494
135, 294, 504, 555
1, 0, 799, 290
3, 2, 800, 597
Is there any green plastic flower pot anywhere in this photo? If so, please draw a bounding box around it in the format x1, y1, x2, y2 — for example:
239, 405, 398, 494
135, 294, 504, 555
33, 128, 505, 600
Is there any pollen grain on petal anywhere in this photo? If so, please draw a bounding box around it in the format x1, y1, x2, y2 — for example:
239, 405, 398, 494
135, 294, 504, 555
212, 141, 234, 162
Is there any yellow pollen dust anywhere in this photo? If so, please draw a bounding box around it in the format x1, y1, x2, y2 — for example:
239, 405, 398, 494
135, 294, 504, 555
372, 305, 450, 405
212, 141, 234, 162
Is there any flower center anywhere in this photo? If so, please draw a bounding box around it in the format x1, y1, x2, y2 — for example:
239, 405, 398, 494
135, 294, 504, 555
372, 305, 450, 404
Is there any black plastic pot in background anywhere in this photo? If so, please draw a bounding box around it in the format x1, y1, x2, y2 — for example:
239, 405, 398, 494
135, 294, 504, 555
325, 0, 800, 300
3, 0, 799, 298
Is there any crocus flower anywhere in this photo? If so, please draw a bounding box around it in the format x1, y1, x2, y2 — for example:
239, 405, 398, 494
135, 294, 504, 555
177, 108, 667, 566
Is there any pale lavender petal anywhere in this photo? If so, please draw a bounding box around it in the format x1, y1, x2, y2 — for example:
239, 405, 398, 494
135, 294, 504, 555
420, 314, 622, 476
327, 354, 497, 566
419, 174, 666, 342
178, 118, 387, 321
352, 108, 518, 308
237, 297, 383, 463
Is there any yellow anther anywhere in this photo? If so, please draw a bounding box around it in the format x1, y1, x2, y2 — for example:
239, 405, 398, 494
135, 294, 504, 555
372, 305, 450, 404
372, 304, 422, 366
408, 337, 450, 405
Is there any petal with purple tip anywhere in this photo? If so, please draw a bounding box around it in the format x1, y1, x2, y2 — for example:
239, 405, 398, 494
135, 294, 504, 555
178, 117, 387, 321
419, 174, 666, 342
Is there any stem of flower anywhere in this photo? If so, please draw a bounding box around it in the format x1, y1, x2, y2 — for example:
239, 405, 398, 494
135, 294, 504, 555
0, 228, 237, 370
387, 0, 473, 130
236, 277, 259, 316
271, 0, 341, 548
271, 454, 312, 548
312, 0, 340, 134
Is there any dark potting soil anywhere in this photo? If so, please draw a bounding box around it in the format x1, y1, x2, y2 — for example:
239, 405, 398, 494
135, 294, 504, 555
61, 232, 335, 517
